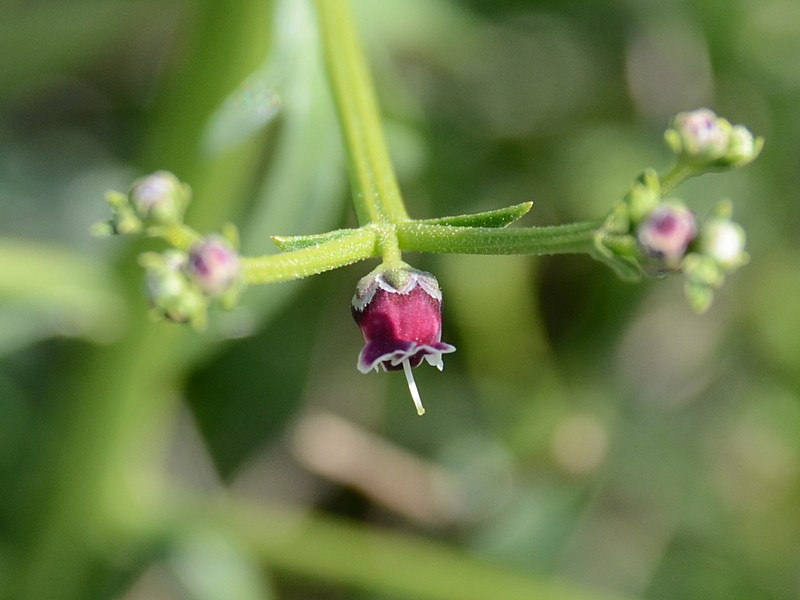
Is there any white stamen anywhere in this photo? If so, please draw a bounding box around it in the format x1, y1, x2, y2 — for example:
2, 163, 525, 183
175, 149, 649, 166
402, 359, 425, 416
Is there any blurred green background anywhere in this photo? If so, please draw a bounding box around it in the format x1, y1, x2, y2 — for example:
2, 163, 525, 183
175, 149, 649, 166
1, 0, 799, 599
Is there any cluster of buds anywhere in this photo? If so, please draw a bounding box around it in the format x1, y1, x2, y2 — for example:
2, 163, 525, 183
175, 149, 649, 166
634, 199, 747, 312
351, 266, 456, 415
141, 234, 243, 329
92, 171, 190, 235
93, 171, 243, 329
665, 108, 763, 169
609, 109, 762, 313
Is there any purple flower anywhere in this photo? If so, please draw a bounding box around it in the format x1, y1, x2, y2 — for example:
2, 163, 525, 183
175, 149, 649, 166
352, 268, 456, 415
185, 235, 241, 296
637, 203, 697, 270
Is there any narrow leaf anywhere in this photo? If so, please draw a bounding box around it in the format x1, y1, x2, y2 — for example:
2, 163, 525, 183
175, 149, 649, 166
414, 202, 533, 228
272, 228, 361, 251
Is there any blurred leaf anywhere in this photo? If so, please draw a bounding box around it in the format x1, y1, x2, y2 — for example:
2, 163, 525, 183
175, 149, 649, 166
168, 528, 275, 600
184, 0, 347, 476
186, 278, 327, 478
229, 0, 347, 323
201, 0, 315, 155
0, 238, 125, 348
0, 0, 162, 94
238, 0, 345, 257
183, 498, 634, 600
469, 485, 590, 572
748, 252, 800, 381
646, 537, 771, 600
203, 70, 282, 156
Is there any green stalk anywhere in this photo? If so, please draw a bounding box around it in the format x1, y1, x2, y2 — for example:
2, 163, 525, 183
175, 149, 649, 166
314, 0, 408, 227
243, 226, 377, 283
147, 223, 202, 251
659, 163, 694, 196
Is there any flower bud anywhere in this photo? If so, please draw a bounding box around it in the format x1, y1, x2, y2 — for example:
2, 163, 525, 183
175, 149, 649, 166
680, 203, 748, 314
352, 267, 456, 415
665, 108, 731, 164
129, 171, 189, 225
682, 253, 722, 314
724, 125, 763, 168
185, 235, 241, 297
625, 168, 661, 225
636, 202, 697, 270
699, 216, 748, 271
141, 251, 208, 329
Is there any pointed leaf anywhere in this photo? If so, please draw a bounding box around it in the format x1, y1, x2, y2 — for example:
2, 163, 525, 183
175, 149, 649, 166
272, 228, 362, 251
414, 202, 533, 228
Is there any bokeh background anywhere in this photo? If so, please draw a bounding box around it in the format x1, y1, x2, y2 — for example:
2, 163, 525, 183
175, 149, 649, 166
2, 0, 799, 599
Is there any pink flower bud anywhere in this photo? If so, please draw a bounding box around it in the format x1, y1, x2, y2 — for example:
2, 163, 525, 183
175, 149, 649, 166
185, 235, 241, 296
637, 203, 697, 270
668, 109, 730, 163
352, 268, 456, 415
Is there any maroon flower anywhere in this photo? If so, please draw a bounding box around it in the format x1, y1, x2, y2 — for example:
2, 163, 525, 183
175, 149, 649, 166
352, 268, 456, 414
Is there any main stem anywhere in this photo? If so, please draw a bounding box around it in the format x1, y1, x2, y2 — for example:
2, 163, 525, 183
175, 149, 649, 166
315, 0, 408, 227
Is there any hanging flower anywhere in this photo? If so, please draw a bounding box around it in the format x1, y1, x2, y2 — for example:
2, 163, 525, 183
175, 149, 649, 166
351, 267, 456, 415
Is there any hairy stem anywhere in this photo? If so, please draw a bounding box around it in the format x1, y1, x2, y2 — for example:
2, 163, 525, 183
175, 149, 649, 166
659, 163, 695, 196
243, 226, 378, 283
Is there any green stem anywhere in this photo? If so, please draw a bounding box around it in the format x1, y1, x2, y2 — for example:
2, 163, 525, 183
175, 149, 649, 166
147, 223, 202, 251
243, 226, 377, 283
659, 163, 694, 196
396, 220, 603, 255
314, 0, 408, 226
